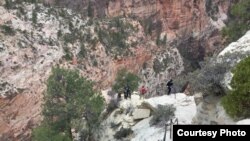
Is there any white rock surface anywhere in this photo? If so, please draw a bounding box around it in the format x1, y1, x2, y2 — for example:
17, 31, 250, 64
219, 31, 250, 56
236, 119, 250, 125
132, 117, 166, 141
99, 94, 144, 141
218, 30, 250, 91
99, 93, 196, 141
132, 93, 196, 141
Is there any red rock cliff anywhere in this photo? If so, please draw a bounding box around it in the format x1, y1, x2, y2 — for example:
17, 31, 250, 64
106, 0, 230, 46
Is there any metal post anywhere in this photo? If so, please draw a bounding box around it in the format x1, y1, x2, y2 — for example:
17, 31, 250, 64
170, 119, 172, 139
163, 118, 179, 141
163, 123, 168, 141
174, 87, 176, 99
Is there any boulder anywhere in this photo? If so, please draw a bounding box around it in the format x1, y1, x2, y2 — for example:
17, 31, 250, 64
194, 93, 203, 105
141, 94, 178, 112
141, 102, 156, 112
132, 109, 150, 120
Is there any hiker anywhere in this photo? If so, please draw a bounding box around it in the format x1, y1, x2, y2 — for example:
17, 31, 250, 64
124, 85, 128, 99
166, 79, 173, 95
124, 84, 131, 99
127, 84, 131, 99
117, 92, 122, 99
139, 85, 147, 99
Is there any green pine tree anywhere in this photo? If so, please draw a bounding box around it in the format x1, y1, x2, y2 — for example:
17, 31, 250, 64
222, 56, 250, 118
32, 67, 105, 141
112, 69, 140, 94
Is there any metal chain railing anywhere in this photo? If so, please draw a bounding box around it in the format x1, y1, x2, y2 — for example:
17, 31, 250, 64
162, 117, 178, 141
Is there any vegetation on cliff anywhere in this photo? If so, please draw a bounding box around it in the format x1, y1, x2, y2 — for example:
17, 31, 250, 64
112, 69, 140, 94
32, 67, 105, 141
150, 105, 176, 126
175, 50, 250, 97
222, 56, 250, 119
97, 17, 136, 56
222, 0, 250, 43
175, 56, 230, 96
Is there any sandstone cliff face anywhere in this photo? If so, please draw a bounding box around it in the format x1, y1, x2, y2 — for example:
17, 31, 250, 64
47, 0, 231, 40
107, 0, 231, 68
0, 4, 64, 140
108, 0, 229, 39
44, 0, 231, 69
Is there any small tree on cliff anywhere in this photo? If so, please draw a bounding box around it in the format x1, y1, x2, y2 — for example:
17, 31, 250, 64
222, 56, 250, 119
32, 123, 71, 141
112, 68, 140, 94
32, 67, 105, 141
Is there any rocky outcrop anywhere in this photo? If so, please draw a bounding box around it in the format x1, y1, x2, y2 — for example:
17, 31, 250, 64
193, 30, 250, 125
98, 93, 143, 141
143, 93, 196, 124
218, 30, 250, 56
218, 30, 250, 91
99, 92, 196, 141
132, 93, 196, 141
192, 94, 234, 125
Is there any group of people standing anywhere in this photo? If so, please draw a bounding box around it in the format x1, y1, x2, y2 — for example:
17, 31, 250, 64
122, 79, 174, 99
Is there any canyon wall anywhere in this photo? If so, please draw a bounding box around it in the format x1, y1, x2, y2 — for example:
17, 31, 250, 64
0, 0, 234, 140
45, 0, 232, 69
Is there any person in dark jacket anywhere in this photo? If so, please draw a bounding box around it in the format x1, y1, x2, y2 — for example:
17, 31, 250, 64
127, 84, 131, 99
124, 85, 128, 99
167, 79, 173, 95
124, 83, 131, 99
